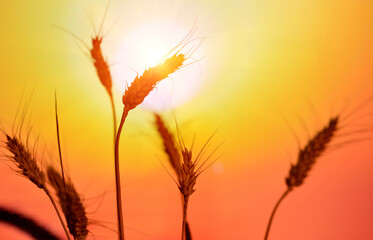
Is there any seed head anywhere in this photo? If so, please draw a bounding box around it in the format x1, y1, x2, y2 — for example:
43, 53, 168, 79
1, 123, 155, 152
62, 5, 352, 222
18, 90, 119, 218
47, 167, 88, 240
154, 113, 181, 176
4, 134, 46, 189
286, 117, 339, 189
122, 54, 186, 110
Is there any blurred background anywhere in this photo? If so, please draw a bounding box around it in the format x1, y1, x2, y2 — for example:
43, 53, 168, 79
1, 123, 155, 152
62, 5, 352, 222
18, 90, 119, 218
0, 0, 373, 239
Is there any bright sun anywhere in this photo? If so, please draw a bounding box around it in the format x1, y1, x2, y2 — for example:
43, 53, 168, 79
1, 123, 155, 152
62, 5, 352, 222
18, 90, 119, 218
137, 38, 169, 67
112, 20, 204, 112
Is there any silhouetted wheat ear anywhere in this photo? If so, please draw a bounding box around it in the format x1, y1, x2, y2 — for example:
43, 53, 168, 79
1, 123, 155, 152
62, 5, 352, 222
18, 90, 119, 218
4, 134, 46, 188
153, 114, 198, 197
47, 167, 88, 240
154, 114, 217, 240
286, 116, 339, 189
122, 54, 186, 110
179, 148, 197, 197
154, 113, 181, 175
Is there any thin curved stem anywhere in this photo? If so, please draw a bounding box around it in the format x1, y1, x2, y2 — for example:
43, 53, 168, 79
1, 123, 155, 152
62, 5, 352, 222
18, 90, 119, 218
264, 188, 292, 240
54, 93, 65, 189
109, 93, 117, 145
114, 107, 129, 240
44, 187, 72, 240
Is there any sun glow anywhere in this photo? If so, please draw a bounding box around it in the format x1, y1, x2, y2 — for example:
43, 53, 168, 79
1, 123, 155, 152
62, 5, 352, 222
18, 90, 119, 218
136, 36, 170, 68
112, 20, 204, 112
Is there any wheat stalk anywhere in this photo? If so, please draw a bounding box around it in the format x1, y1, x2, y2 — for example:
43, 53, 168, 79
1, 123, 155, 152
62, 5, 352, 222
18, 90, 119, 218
154, 113, 192, 240
90, 30, 117, 146
2, 133, 72, 240
47, 166, 88, 240
112, 53, 188, 240
53, 7, 117, 145
264, 116, 339, 240
154, 114, 218, 240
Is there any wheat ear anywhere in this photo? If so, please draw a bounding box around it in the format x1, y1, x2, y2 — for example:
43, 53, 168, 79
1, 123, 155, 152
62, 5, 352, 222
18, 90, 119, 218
154, 113, 181, 175
47, 167, 88, 240
264, 116, 339, 240
90, 37, 117, 146
122, 54, 185, 110
4, 134, 46, 188
3, 134, 72, 240
285, 117, 339, 189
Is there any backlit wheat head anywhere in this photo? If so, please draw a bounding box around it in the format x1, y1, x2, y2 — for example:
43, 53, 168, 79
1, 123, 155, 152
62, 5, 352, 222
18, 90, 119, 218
154, 113, 217, 198
122, 54, 186, 110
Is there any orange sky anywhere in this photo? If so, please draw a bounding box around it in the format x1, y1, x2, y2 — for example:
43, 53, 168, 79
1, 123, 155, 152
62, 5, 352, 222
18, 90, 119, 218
1, 0, 373, 239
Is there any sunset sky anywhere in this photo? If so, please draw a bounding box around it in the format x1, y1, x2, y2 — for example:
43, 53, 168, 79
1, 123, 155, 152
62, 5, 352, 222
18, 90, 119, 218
1, 0, 373, 239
